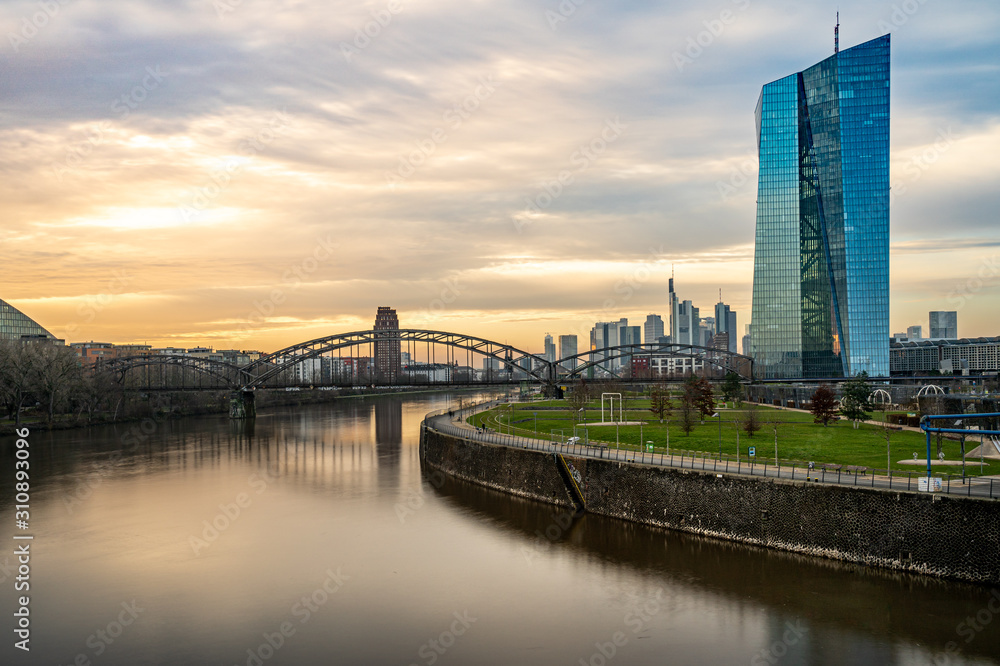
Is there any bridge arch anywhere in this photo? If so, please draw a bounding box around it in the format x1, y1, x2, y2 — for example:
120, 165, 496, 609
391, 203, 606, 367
241, 329, 554, 389
97, 354, 249, 389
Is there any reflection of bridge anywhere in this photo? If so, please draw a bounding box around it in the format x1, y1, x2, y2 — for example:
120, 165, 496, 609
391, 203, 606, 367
96, 329, 753, 414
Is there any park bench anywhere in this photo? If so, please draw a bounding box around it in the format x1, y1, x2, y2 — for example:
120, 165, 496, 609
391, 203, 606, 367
844, 465, 868, 475
820, 463, 842, 472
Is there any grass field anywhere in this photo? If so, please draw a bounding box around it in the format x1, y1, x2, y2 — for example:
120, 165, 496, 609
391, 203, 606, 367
468, 399, 996, 477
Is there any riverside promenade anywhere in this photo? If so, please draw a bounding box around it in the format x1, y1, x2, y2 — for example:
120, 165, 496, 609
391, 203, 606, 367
424, 402, 1000, 501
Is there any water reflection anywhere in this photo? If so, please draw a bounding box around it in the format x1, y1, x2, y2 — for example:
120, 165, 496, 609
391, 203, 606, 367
0, 393, 995, 666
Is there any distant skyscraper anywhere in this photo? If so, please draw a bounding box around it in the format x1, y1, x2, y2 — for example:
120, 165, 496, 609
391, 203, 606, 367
751, 34, 890, 378
644, 314, 664, 345
544, 333, 556, 363
591, 321, 613, 370
675, 301, 699, 347
929, 311, 957, 339
700, 317, 715, 347
373, 306, 401, 383
906, 325, 922, 340
620, 325, 641, 346
714, 301, 738, 354
559, 335, 578, 370
668, 268, 680, 342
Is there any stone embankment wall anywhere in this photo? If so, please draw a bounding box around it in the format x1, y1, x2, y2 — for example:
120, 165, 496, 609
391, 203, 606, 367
421, 427, 1000, 584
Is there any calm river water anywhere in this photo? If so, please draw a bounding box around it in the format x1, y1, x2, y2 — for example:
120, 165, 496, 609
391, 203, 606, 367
1, 392, 998, 665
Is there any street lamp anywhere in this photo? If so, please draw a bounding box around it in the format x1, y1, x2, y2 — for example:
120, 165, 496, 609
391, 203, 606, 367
533, 411, 538, 433
713, 412, 721, 460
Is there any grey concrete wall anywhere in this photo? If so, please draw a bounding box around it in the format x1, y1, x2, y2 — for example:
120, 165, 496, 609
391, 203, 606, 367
421, 427, 1000, 584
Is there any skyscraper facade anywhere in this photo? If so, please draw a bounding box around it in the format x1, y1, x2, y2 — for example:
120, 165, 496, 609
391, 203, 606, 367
929, 311, 957, 339
373, 306, 401, 383
675, 301, 699, 347
544, 333, 556, 363
751, 34, 890, 379
558, 335, 578, 370
643, 314, 664, 345
714, 302, 738, 354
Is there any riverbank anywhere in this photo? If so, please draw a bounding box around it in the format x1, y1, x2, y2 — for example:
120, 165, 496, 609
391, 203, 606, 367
0, 385, 493, 437
421, 420, 1000, 585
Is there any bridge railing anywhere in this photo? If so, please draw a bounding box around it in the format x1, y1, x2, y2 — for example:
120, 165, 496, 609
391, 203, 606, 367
423, 407, 1000, 501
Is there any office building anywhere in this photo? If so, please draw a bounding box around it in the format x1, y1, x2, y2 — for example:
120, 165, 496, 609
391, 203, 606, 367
675, 301, 699, 347
906, 325, 922, 340
559, 334, 578, 371
714, 301, 738, 354
0, 298, 60, 342
373, 306, 401, 383
890, 336, 1000, 375
929, 311, 957, 339
644, 314, 664, 345
544, 334, 556, 363
751, 34, 890, 378
668, 270, 679, 342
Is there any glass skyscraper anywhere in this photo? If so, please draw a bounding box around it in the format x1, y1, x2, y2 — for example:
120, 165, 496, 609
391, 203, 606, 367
751, 35, 890, 379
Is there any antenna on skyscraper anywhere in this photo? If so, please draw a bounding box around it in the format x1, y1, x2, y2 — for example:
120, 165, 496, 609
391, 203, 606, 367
834, 11, 840, 54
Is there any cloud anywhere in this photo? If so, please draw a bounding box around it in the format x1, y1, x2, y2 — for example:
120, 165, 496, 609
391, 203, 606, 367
1, 0, 998, 350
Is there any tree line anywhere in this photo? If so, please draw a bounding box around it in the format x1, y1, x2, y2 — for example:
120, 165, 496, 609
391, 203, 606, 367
0, 340, 137, 427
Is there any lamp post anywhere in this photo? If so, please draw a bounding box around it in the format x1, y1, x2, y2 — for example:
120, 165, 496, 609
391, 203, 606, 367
533, 411, 538, 434
713, 412, 721, 460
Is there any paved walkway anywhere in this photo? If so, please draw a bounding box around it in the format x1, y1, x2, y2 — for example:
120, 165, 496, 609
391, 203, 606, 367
427, 405, 1000, 500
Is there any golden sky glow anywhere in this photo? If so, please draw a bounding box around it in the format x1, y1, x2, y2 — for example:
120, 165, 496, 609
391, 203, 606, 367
2, 0, 998, 353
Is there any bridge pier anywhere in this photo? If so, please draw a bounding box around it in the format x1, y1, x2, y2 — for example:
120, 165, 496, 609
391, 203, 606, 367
230, 390, 256, 419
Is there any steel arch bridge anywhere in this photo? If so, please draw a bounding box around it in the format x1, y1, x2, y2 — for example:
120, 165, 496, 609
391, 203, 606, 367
96, 330, 755, 394
241, 329, 554, 389
96, 354, 249, 389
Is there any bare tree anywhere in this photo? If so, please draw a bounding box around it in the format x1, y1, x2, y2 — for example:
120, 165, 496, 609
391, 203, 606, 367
742, 401, 763, 438
0, 341, 35, 427
568, 385, 589, 423
648, 385, 672, 423
31, 343, 83, 426
765, 409, 782, 464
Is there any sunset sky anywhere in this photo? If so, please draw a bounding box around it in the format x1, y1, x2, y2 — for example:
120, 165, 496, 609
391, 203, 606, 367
2, 0, 998, 354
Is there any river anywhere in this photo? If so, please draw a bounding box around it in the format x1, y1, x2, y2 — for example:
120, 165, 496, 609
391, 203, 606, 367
1, 392, 997, 665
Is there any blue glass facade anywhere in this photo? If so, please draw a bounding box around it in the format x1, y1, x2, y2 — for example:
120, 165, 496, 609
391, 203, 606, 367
751, 35, 890, 379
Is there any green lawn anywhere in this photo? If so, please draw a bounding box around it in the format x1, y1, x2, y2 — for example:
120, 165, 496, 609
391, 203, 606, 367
469, 401, 995, 477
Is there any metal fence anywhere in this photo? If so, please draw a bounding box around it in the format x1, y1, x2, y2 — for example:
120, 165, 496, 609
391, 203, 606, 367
423, 403, 1000, 501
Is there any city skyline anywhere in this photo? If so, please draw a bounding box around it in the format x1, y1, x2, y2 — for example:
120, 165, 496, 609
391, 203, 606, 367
3, 1, 999, 353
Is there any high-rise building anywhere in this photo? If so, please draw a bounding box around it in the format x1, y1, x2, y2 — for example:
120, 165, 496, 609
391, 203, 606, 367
929, 311, 957, 339
675, 301, 699, 347
906, 325, 922, 341
668, 268, 679, 342
750, 34, 890, 378
0, 298, 59, 342
559, 334, 578, 371
620, 325, 641, 346
373, 306, 401, 383
714, 301, 738, 354
700, 317, 715, 347
544, 333, 556, 363
619, 324, 641, 370
644, 314, 664, 345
